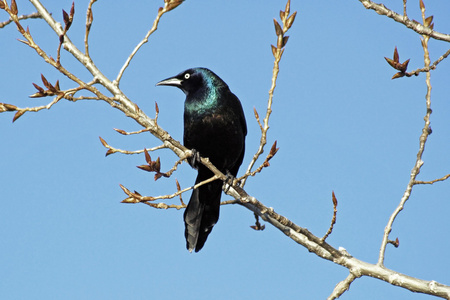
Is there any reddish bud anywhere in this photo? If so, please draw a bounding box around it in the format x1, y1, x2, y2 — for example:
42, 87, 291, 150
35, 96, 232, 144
271, 44, 277, 57
286, 11, 297, 29
273, 19, 282, 36
144, 148, 152, 164
424, 16, 433, 27
105, 149, 115, 157
113, 128, 127, 135
10, 0, 18, 15
99, 136, 108, 147
393, 47, 399, 63
12, 110, 25, 122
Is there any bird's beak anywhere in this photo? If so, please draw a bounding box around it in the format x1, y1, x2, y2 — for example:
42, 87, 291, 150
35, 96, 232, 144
156, 76, 182, 87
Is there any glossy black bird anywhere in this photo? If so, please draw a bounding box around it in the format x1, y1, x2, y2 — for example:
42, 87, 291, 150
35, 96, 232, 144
156, 67, 247, 252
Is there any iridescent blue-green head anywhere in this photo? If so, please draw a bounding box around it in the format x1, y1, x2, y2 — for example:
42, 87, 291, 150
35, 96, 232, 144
156, 67, 227, 96
156, 67, 229, 114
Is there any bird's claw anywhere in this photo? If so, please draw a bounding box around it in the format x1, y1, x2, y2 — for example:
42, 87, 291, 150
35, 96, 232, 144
223, 171, 239, 193
188, 149, 201, 169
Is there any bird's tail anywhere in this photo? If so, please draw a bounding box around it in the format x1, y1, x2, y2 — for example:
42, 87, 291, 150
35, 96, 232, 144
184, 172, 222, 252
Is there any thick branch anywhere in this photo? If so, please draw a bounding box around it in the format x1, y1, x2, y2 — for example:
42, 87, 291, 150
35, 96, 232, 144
224, 186, 450, 298
28, 0, 187, 161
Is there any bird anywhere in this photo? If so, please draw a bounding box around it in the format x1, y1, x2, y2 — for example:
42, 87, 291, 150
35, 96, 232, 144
156, 67, 247, 252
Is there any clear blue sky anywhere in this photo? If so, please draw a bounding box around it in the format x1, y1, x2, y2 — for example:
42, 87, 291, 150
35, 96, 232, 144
1, 1, 449, 299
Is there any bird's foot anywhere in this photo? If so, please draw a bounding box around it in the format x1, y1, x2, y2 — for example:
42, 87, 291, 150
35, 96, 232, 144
188, 149, 201, 169
223, 171, 239, 193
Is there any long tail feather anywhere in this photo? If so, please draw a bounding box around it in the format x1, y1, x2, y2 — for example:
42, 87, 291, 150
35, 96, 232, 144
184, 171, 222, 252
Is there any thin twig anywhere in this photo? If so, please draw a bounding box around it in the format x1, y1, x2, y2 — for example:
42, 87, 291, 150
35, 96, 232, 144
113, 127, 151, 135
84, 0, 97, 57
321, 191, 338, 242
114, 1, 182, 86
377, 1, 433, 267
241, 4, 296, 187
359, 0, 450, 42
404, 48, 450, 76
2, 1, 113, 110
402, 0, 407, 17
121, 175, 220, 204
415, 174, 450, 185
0, 11, 42, 28
98, 136, 167, 156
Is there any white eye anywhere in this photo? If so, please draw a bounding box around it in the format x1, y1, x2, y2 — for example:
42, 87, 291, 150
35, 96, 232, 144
184, 73, 190, 79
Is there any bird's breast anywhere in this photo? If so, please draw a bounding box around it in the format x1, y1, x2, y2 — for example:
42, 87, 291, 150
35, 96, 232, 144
184, 110, 244, 171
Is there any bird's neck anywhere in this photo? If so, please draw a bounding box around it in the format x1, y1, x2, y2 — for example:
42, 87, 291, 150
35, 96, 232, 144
185, 85, 224, 116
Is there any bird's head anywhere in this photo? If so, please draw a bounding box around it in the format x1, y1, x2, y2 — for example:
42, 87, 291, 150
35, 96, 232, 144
156, 68, 225, 96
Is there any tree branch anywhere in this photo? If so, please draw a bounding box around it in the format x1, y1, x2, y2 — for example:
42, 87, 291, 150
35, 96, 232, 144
114, 1, 179, 86
0, 11, 42, 28
358, 0, 450, 42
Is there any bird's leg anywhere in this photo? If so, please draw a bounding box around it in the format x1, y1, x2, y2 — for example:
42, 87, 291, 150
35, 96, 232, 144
188, 149, 201, 169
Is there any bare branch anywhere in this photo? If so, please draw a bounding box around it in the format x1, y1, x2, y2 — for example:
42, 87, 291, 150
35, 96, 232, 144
121, 174, 219, 205
327, 272, 357, 300
0, 11, 42, 28
84, 0, 97, 57
113, 127, 151, 135
98, 136, 167, 157
358, 0, 450, 42
321, 191, 338, 242
224, 186, 450, 298
415, 173, 450, 185
402, 0, 407, 17
377, 2, 434, 267
241, 2, 296, 186
238, 141, 279, 181
115, 1, 183, 85
404, 48, 450, 76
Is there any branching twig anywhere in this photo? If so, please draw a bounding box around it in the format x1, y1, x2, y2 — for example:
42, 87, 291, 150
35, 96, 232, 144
136, 149, 185, 180
378, 0, 434, 267
386, 47, 450, 79
120, 174, 219, 205
405, 48, 450, 76
114, 0, 184, 86
238, 141, 279, 182
1, 0, 114, 115
224, 185, 450, 298
359, 0, 450, 42
241, 2, 296, 187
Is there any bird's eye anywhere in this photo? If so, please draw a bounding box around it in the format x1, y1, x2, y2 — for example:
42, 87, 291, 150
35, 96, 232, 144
184, 73, 190, 80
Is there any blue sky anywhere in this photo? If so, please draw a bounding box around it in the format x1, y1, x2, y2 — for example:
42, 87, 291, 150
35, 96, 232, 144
1, 1, 449, 299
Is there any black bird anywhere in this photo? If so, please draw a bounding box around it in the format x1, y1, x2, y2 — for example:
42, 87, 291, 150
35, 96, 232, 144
156, 68, 247, 252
